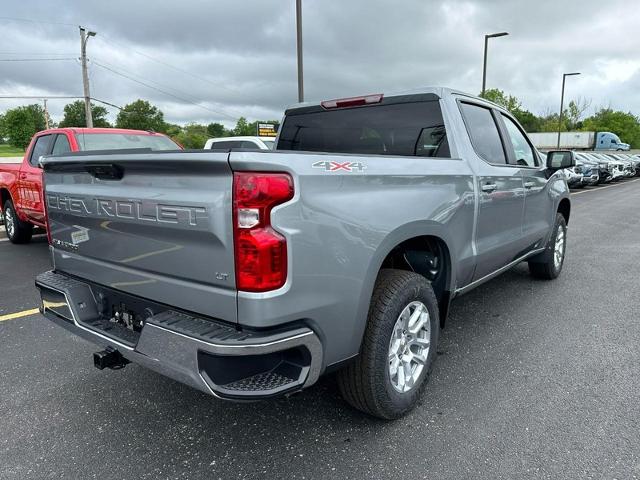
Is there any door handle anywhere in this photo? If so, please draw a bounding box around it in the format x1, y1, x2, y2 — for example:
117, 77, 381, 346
524, 182, 536, 189
481, 183, 497, 192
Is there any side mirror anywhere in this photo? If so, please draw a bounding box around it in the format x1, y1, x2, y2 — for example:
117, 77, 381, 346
546, 150, 575, 170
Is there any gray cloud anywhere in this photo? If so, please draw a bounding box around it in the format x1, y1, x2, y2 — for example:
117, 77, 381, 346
1, 0, 639, 127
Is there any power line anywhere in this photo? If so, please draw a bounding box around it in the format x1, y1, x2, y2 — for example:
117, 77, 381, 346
95, 35, 265, 106
0, 16, 77, 27
93, 57, 244, 119
0, 58, 76, 62
92, 60, 239, 121
94, 58, 205, 105
0, 95, 82, 99
0, 52, 76, 56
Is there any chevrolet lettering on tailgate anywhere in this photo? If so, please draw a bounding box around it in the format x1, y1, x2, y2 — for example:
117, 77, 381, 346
46, 194, 206, 226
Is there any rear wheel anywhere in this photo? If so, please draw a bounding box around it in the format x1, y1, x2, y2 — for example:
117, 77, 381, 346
3, 199, 33, 244
528, 212, 566, 280
337, 269, 439, 419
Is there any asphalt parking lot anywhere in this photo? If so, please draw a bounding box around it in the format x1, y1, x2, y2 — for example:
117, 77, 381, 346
1, 179, 639, 480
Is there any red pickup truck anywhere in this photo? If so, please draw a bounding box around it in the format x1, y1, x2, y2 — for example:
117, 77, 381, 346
0, 127, 180, 244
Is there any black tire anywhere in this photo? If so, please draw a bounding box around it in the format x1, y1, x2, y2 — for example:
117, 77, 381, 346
3, 199, 33, 244
528, 213, 567, 280
337, 269, 439, 419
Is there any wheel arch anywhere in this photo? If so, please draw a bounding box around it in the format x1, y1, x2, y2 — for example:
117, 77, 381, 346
353, 223, 457, 354
0, 188, 10, 211
558, 197, 571, 224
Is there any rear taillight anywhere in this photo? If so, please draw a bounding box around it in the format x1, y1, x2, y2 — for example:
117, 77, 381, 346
233, 172, 294, 292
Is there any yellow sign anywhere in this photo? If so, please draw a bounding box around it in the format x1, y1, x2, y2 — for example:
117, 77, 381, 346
257, 123, 278, 137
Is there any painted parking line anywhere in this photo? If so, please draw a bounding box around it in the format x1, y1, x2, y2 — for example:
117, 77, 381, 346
572, 178, 639, 195
0, 308, 40, 322
0, 233, 46, 243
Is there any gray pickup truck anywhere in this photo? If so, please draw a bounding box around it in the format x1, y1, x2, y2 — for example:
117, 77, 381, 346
36, 88, 574, 419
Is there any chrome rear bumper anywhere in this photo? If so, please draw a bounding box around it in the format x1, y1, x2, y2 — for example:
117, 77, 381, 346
35, 271, 323, 400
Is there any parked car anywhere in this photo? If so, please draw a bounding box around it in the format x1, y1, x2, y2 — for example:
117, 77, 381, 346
628, 155, 640, 176
36, 88, 573, 419
580, 152, 613, 183
611, 154, 637, 177
204, 136, 276, 150
0, 128, 181, 244
563, 164, 585, 188
574, 153, 600, 186
589, 153, 626, 181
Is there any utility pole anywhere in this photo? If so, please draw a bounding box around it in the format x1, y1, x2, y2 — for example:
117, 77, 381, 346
296, 0, 304, 103
79, 26, 96, 128
557, 72, 580, 148
481, 32, 509, 96
42, 99, 50, 129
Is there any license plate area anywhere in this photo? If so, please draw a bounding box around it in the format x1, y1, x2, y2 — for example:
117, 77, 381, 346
81, 284, 171, 347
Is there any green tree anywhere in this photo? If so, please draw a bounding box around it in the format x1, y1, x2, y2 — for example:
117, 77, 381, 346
163, 123, 183, 138
0, 104, 47, 149
173, 123, 209, 149
480, 88, 522, 112
59, 100, 111, 128
538, 113, 568, 133
115, 99, 166, 132
207, 122, 227, 138
233, 117, 253, 136
512, 110, 541, 132
479, 88, 541, 132
582, 108, 640, 148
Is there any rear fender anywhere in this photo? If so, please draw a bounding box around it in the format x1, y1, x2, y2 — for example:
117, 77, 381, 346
352, 222, 457, 352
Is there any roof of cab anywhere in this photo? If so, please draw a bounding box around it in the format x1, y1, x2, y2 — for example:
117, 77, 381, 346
34, 127, 168, 136
284, 86, 504, 114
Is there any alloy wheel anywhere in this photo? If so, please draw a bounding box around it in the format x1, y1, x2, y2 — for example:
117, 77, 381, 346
5, 206, 15, 239
388, 301, 431, 393
554, 224, 566, 269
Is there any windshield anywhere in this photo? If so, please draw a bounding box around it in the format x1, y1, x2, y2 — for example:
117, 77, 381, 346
75, 133, 179, 151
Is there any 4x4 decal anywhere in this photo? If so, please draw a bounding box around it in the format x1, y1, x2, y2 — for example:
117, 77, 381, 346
312, 160, 367, 172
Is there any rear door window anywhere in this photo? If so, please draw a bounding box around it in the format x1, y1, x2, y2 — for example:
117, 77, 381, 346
459, 103, 506, 164
278, 100, 450, 158
51, 134, 72, 155
28, 134, 52, 166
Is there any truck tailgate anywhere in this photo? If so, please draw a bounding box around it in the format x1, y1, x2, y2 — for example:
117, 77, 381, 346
42, 151, 237, 323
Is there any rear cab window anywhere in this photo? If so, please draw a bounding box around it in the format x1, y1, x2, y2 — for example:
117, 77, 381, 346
277, 95, 450, 158
209, 141, 244, 150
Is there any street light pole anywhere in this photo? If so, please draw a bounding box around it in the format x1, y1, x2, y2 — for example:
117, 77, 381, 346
481, 32, 509, 96
557, 72, 580, 148
295, 0, 304, 103
79, 26, 96, 128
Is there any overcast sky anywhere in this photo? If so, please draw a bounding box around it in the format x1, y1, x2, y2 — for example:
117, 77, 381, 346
1, 0, 639, 127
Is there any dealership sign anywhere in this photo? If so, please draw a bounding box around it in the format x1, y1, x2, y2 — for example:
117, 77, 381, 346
257, 123, 278, 137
